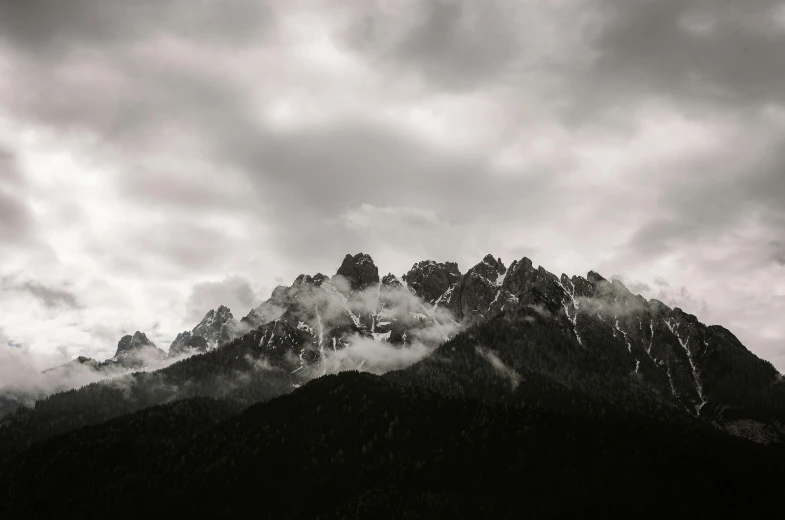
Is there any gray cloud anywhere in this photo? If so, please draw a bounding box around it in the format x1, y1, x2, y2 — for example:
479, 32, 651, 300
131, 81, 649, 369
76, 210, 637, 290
612, 274, 709, 316
0, 0, 783, 372
185, 276, 259, 324
233, 118, 555, 264
0, 0, 275, 56
584, 0, 785, 114
0, 189, 32, 244
79, 217, 245, 279
244, 119, 543, 214
771, 241, 785, 267
5, 47, 252, 152
347, 0, 523, 91
625, 136, 785, 260
1, 277, 80, 309
0, 147, 34, 245
120, 169, 257, 214
18, 281, 80, 309
0, 147, 24, 187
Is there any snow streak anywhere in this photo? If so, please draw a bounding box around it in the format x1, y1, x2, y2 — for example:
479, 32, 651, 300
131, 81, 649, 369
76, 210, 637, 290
556, 277, 582, 346
664, 318, 707, 415
315, 305, 326, 376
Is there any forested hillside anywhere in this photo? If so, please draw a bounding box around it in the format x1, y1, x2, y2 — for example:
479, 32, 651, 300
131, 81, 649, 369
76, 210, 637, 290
2, 371, 783, 519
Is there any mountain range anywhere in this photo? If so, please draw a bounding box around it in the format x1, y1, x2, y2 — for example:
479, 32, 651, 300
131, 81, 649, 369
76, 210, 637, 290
1, 252, 784, 517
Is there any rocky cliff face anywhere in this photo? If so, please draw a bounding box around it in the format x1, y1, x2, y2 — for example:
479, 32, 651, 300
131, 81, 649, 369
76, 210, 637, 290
78, 250, 771, 445
402, 260, 461, 304
169, 305, 240, 357
237, 253, 784, 442
334, 253, 379, 293
112, 331, 166, 366
26, 250, 785, 449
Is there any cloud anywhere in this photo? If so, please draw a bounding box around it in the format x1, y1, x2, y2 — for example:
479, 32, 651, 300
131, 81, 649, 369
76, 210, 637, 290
17, 280, 80, 309
0, 0, 275, 55
624, 133, 785, 258
475, 345, 520, 389
325, 335, 434, 375
527, 304, 553, 319
0, 146, 24, 187
347, 0, 524, 92
341, 204, 447, 233
776, 256, 785, 267
0, 276, 80, 309
578, 275, 706, 320
0, 338, 199, 414
250, 276, 463, 377
0, 0, 783, 375
0, 189, 32, 244
185, 275, 259, 324
0, 345, 109, 408
0, 147, 35, 245
583, 0, 785, 114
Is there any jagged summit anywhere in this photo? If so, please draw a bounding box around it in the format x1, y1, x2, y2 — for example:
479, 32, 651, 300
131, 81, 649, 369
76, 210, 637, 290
25, 250, 785, 459
154, 252, 785, 432
115, 331, 155, 356
113, 331, 166, 364
381, 273, 403, 288
587, 270, 607, 284
403, 260, 461, 305
169, 306, 240, 358
335, 253, 379, 292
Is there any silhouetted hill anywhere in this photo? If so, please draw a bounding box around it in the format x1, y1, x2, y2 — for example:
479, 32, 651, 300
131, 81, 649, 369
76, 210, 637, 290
1, 372, 783, 518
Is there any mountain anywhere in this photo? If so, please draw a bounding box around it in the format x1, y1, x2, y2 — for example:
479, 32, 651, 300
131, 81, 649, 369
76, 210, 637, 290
169, 305, 241, 357
2, 251, 785, 516
42, 355, 102, 374
335, 252, 380, 292
111, 331, 166, 365
3, 252, 784, 454
0, 252, 458, 461
0, 334, 169, 419
241, 286, 287, 328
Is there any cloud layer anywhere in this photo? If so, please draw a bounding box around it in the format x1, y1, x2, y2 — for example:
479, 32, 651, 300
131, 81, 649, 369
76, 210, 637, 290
0, 0, 783, 370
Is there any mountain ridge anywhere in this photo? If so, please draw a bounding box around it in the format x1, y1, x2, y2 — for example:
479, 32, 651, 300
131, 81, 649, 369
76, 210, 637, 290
2, 251, 785, 516
3, 251, 784, 461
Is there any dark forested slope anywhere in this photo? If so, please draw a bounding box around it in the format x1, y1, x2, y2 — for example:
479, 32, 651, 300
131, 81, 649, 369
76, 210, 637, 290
1, 371, 783, 519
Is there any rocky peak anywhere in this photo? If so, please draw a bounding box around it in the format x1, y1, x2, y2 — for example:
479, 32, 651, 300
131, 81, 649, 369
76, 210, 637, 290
270, 286, 290, 304
292, 273, 330, 290
449, 255, 512, 322
497, 257, 565, 314
648, 299, 672, 315
292, 274, 313, 288
239, 286, 291, 331
191, 306, 239, 350
335, 253, 379, 292
114, 331, 165, 363
312, 273, 330, 287
381, 273, 403, 288
403, 260, 462, 304
587, 270, 607, 284
116, 331, 155, 355
501, 258, 532, 293
470, 254, 506, 281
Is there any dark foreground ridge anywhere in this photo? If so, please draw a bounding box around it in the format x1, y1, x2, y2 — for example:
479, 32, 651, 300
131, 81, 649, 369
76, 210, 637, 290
1, 371, 783, 518
1, 252, 785, 517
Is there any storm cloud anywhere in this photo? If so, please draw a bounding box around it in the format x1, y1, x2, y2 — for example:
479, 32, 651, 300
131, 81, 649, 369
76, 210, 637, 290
1, 277, 80, 309
0, 0, 783, 370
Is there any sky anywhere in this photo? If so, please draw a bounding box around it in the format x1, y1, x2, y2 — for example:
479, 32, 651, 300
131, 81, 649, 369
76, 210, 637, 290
0, 0, 784, 372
